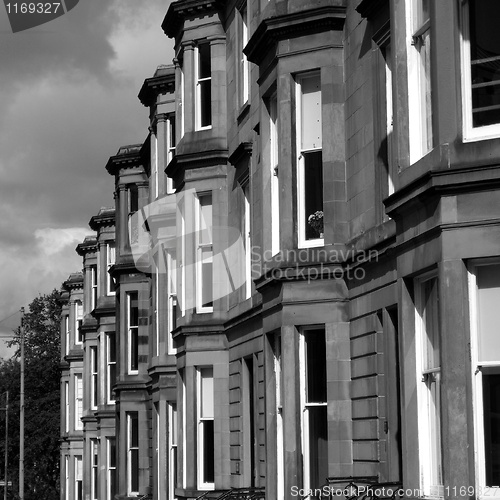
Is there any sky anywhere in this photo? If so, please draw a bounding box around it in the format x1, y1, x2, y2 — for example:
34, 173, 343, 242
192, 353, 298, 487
0, 0, 174, 358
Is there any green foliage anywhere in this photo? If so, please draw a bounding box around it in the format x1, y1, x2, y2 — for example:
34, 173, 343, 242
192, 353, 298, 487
0, 290, 61, 500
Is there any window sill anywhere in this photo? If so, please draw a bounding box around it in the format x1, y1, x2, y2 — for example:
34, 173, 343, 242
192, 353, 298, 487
237, 102, 250, 124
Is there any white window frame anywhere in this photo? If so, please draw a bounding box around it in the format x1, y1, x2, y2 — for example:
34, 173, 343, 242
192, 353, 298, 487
106, 437, 116, 500
273, 334, 284, 499
180, 63, 185, 138
195, 193, 213, 314
127, 412, 139, 496
65, 455, 70, 500
106, 332, 116, 404
91, 438, 99, 500
469, 261, 500, 499
90, 346, 98, 410
269, 92, 280, 256
237, 0, 250, 108
74, 301, 83, 345
106, 243, 116, 296
167, 114, 176, 194
197, 366, 215, 490
296, 72, 324, 249
460, 1, 500, 142
407, 0, 433, 163
168, 402, 178, 500
384, 41, 395, 196
64, 381, 70, 433
181, 370, 187, 489
167, 251, 177, 355
415, 273, 443, 498
299, 327, 328, 493
195, 42, 212, 130
127, 291, 139, 374
243, 183, 252, 300
180, 199, 186, 317
91, 266, 97, 310
75, 455, 83, 500
75, 373, 83, 431
65, 314, 70, 355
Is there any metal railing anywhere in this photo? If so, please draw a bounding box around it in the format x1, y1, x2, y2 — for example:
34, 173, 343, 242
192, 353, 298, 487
302, 477, 402, 500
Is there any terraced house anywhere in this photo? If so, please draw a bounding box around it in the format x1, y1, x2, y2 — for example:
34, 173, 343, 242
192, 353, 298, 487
61, 0, 500, 499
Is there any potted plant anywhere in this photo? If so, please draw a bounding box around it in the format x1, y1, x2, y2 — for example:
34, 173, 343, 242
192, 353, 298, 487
308, 210, 324, 238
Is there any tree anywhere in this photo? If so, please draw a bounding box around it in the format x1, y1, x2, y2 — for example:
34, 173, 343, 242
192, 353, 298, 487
0, 290, 62, 500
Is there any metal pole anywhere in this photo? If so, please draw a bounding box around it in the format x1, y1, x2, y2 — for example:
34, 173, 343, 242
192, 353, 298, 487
19, 308, 24, 500
3, 391, 8, 500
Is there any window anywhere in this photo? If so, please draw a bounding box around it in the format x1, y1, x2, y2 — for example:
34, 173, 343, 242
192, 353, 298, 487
180, 370, 187, 489
64, 381, 70, 433
107, 438, 116, 500
461, 0, 500, 141
180, 62, 185, 138
91, 265, 98, 310
242, 183, 252, 300
167, 251, 177, 354
106, 243, 116, 295
106, 332, 116, 403
195, 193, 213, 313
168, 403, 178, 500
154, 404, 162, 500
408, 0, 432, 162
64, 456, 70, 500
74, 300, 83, 344
271, 333, 284, 498
242, 357, 256, 485
75, 456, 83, 500
127, 412, 139, 495
300, 328, 328, 492
90, 346, 98, 410
91, 439, 99, 500
167, 114, 176, 193
237, 1, 250, 107
197, 367, 215, 489
75, 373, 83, 431
127, 292, 139, 374
65, 314, 70, 355
128, 185, 139, 245
195, 42, 212, 129
470, 263, 500, 497
269, 93, 280, 256
296, 73, 323, 247
415, 275, 443, 497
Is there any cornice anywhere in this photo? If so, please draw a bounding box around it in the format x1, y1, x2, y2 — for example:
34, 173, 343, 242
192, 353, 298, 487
138, 66, 176, 107
244, 6, 346, 65
228, 142, 252, 166
89, 208, 116, 231
63, 272, 83, 291
162, 0, 225, 39
105, 144, 144, 177
76, 236, 97, 256
166, 149, 229, 177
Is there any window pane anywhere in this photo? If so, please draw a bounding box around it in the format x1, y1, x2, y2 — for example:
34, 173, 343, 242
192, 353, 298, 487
131, 449, 139, 492
483, 373, 500, 486
470, 0, 500, 128
304, 151, 324, 240
200, 367, 214, 419
202, 420, 215, 483
198, 43, 211, 79
308, 405, 328, 491
306, 329, 327, 403
200, 80, 212, 127
301, 75, 322, 150
477, 264, 500, 362
422, 278, 440, 370
199, 195, 212, 244
131, 329, 138, 371
201, 251, 213, 308
129, 293, 139, 326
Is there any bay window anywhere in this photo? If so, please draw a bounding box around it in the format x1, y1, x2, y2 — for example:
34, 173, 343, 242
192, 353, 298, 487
408, 0, 432, 162
127, 412, 139, 496
415, 275, 443, 498
300, 328, 328, 492
106, 332, 116, 403
106, 243, 115, 295
91, 265, 97, 310
75, 373, 83, 431
195, 193, 213, 313
107, 438, 116, 500
296, 72, 323, 247
195, 42, 212, 130
461, 0, 500, 141
90, 346, 98, 409
470, 263, 500, 498
127, 292, 139, 374
75, 300, 83, 344
91, 439, 99, 500
197, 367, 215, 489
